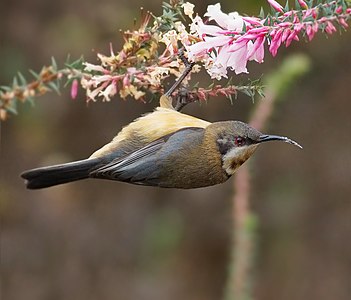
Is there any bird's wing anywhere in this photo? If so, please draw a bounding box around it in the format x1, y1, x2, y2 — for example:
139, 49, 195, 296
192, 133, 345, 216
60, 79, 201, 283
89, 127, 204, 186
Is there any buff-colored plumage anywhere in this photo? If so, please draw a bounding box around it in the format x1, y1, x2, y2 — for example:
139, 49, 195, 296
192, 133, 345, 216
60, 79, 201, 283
90, 105, 210, 158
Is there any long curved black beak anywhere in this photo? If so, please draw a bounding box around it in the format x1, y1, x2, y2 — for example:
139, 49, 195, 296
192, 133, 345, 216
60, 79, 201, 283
258, 134, 303, 149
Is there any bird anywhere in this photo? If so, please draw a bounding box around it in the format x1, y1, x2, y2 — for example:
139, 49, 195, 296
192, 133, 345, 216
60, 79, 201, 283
21, 95, 302, 189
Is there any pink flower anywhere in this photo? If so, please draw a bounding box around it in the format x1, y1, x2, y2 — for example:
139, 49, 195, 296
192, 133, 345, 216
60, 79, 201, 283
267, 0, 284, 13
306, 22, 319, 41
338, 18, 349, 28
312, 9, 318, 19
227, 40, 250, 74
269, 29, 283, 57
184, 1, 351, 80
306, 25, 315, 41
325, 21, 337, 34
335, 6, 343, 14
123, 75, 130, 86
297, 0, 308, 10
281, 28, 291, 42
208, 40, 250, 78
247, 36, 265, 63
285, 30, 297, 47
70, 79, 78, 100
187, 35, 233, 60
312, 22, 319, 34
242, 17, 263, 26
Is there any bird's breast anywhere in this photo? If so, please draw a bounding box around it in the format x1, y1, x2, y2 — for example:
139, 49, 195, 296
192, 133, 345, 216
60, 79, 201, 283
154, 130, 229, 188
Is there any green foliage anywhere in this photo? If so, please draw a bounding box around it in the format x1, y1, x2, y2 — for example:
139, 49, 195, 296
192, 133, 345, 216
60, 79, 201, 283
236, 78, 265, 102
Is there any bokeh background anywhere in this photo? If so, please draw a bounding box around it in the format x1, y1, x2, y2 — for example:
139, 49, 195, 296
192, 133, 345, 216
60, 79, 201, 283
1, 1, 351, 300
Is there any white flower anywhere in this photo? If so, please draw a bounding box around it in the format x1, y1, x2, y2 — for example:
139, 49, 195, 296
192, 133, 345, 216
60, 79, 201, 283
160, 30, 178, 55
99, 82, 117, 101
182, 2, 195, 19
91, 75, 113, 83
204, 3, 244, 31
190, 15, 224, 37
87, 86, 103, 101
83, 62, 106, 73
174, 21, 191, 46
149, 67, 170, 85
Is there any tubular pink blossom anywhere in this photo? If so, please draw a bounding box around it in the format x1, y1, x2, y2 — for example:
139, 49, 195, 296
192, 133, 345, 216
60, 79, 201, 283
285, 30, 297, 47
227, 41, 250, 74
247, 36, 265, 63
278, 22, 293, 28
283, 11, 294, 17
228, 38, 248, 53
335, 6, 343, 14
212, 44, 232, 77
236, 33, 264, 42
270, 28, 277, 37
297, 0, 308, 9
325, 21, 337, 34
338, 18, 349, 28
209, 39, 252, 77
294, 23, 304, 33
312, 9, 318, 19
242, 17, 262, 26
281, 28, 291, 42
246, 26, 270, 35
187, 35, 233, 60
269, 29, 283, 57
306, 25, 315, 41
304, 9, 313, 19
70, 79, 78, 100
312, 22, 319, 33
267, 0, 284, 13
122, 75, 130, 86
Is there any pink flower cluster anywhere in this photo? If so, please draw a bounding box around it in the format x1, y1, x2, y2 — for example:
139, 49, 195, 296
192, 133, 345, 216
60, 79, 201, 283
186, 1, 351, 79
187, 4, 265, 78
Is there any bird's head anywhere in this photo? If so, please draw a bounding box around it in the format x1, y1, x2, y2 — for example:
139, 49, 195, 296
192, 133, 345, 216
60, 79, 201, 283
208, 121, 302, 176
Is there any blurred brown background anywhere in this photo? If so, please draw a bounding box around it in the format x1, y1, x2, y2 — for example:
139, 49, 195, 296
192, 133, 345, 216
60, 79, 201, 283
1, 1, 351, 300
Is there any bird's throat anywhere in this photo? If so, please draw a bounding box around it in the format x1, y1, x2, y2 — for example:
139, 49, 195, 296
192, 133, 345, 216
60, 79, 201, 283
222, 145, 258, 175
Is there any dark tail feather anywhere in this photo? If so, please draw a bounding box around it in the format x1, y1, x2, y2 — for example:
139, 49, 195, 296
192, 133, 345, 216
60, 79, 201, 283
21, 158, 101, 189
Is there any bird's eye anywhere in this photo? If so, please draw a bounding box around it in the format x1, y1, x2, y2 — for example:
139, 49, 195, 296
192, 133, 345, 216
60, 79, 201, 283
234, 137, 245, 146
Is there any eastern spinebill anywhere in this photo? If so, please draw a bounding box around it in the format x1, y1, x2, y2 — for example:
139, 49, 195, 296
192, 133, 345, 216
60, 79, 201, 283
21, 95, 302, 189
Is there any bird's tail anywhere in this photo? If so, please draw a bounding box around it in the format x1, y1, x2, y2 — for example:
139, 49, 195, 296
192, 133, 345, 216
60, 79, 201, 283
21, 158, 101, 189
